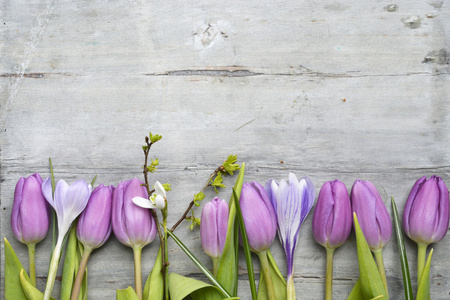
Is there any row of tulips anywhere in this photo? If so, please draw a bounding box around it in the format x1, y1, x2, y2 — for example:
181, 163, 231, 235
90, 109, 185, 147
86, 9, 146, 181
199, 174, 449, 299
8, 169, 449, 299
10, 175, 163, 300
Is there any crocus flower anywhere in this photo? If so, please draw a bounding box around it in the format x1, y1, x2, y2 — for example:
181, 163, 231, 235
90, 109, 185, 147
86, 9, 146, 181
266, 173, 315, 300
200, 197, 229, 275
403, 175, 449, 283
112, 178, 157, 300
312, 180, 352, 249
41, 178, 92, 300
70, 184, 114, 300
132, 181, 166, 210
11, 173, 50, 286
312, 180, 351, 300
350, 179, 391, 296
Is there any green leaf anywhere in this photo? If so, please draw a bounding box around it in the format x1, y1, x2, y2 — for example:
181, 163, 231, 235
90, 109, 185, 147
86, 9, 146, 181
149, 132, 162, 143
233, 187, 257, 300
142, 145, 148, 152
211, 173, 226, 192
19, 269, 57, 300
391, 198, 413, 300
347, 279, 364, 300
222, 155, 240, 175
147, 159, 159, 173
169, 273, 230, 300
215, 163, 245, 296
4, 237, 32, 299
416, 249, 433, 300
167, 230, 231, 298
162, 183, 171, 191
257, 250, 287, 300
143, 247, 164, 300
90, 175, 97, 187
61, 225, 87, 300
116, 286, 139, 300
353, 213, 388, 299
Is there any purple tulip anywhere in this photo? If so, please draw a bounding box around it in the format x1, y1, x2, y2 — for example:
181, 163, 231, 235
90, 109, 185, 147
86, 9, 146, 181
351, 180, 391, 251
313, 180, 352, 249
265, 173, 315, 300
200, 197, 229, 259
403, 175, 449, 245
11, 173, 50, 245
240, 181, 277, 253
112, 178, 157, 248
77, 184, 114, 250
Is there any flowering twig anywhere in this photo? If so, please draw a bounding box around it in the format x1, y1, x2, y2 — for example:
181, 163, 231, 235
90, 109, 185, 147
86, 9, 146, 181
170, 155, 239, 232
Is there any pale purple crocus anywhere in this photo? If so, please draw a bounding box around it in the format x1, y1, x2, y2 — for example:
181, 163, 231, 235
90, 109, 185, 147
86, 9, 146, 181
11, 173, 50, 286
266, 173, 315, 300
403, 175, 449, 283
200, 197, 229, 275
312, 180, 351, 300
41, 178, 92, 300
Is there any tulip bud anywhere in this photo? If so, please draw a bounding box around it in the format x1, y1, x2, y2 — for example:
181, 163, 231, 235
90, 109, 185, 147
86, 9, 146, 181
313, 180, 352, 249
11, 173, 50, 245
112, 178, 157, 248
350, 180, 391, 251
200, 197, 229, 259
77, 184, 114, 250
240, 182, 277, 253
403, 175, 449, 245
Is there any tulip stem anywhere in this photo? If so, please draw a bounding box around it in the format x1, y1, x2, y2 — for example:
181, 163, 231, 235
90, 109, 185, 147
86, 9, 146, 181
417, 243, 428, 284
70, 247, 92, 300
43, 237, 63, 300
133, 246, 143, 300
325, 247, 335, 300
373, 249, 389, 298
258, 250, 276, 300
27, 243, 36, 287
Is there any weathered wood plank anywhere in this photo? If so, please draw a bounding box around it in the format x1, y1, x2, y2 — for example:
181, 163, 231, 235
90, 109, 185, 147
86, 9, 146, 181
1, 0, 449, 299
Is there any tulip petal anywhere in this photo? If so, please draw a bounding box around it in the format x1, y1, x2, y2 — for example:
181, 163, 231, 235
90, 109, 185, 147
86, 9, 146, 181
133, 197, 157, 209
11, 177, 25, 241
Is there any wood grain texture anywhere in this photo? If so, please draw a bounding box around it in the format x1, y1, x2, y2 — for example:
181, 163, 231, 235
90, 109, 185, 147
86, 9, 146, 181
1, 0, 449, 299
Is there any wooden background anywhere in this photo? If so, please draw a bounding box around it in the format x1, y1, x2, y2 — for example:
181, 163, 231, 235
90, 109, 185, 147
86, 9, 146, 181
1, 0, 449, 299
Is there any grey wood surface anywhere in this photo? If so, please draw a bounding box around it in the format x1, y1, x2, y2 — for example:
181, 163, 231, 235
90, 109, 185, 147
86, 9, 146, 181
1, 0, 449, 299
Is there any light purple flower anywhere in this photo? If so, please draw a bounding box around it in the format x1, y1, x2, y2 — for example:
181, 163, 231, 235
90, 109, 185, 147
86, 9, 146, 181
42, 177, 92, 240
11, 173, 50, 244
200, 197, 229, 259
77, 184, 114, 249
312, 180, 352, 249
240, 181, 277, 253
351, 180, 391, 251
403, 175, 449, 245
112, 178, 157, 248
265, 173, 315, 277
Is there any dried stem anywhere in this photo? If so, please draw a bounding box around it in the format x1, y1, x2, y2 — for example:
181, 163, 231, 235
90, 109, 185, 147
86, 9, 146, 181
170, 167, 221, 232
